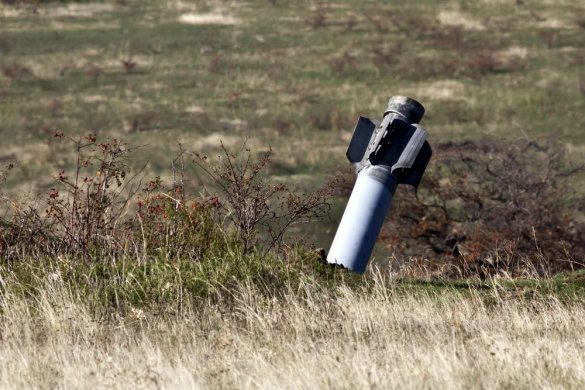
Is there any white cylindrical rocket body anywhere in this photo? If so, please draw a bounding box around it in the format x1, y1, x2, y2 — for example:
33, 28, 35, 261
327, 166, 397, 273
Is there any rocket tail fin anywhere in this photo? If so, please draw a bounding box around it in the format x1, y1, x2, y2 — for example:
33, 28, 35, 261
393, 141, 432, 188
346, 116, 377, 163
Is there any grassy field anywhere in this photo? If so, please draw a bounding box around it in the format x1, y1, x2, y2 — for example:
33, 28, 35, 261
2, 262, 585, 389
1, 0, 583, 192
1, 0, 585, 388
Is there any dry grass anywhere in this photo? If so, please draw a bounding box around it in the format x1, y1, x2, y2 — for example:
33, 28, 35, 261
437, 10, 486, 31
1, 272, 584, 389
178, 12, 240, 26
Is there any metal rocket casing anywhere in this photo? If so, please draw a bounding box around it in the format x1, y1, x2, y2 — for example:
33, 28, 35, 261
327, 96, 432, 273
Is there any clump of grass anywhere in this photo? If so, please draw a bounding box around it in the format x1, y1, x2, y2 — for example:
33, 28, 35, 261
2, 243, 347, 315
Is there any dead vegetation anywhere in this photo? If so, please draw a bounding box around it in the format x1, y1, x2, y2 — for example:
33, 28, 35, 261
1, 271, 585, 389
0, 134, 331, 261
384, 140, 585, 278
194, 143, 331, 255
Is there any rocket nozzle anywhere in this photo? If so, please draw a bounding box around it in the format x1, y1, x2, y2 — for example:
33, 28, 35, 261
384, 96, 425, 124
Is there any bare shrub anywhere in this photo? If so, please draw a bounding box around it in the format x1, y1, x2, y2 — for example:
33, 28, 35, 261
194, 143, 331, 255
0, 135, 229, 261
390, 140, 585, 277
124, 145, 224, 261
127, 176, 221, 260
43, 133, 137, 256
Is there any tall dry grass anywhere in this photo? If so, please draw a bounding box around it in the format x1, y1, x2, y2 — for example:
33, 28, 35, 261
1, 270, 584, 389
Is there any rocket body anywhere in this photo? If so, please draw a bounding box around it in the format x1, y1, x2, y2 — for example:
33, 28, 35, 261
326, 96, 432, 273
326, 167, 397, 273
